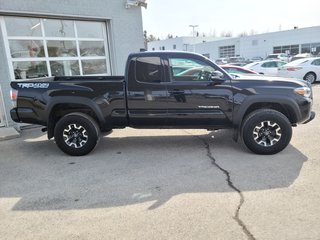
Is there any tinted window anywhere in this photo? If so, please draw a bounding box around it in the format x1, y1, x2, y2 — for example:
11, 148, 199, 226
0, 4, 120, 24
262, 62, 277, 68
311, 59, 320, 66
277, 61, 287, 67
136, 57, 162, 83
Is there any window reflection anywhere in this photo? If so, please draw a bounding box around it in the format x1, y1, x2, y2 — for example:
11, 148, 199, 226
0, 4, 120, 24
5, 17, 42, 37
50, 61, 80, 76
80, 41, 105, 56
44, 19, 75, 37
13, 61, 48, 79
82, 59, 107, 75
9, 40, 45, 58
47, 41, 77, 57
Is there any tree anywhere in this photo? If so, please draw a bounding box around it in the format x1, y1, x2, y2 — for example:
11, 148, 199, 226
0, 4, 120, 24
220, 31, 233, 37
238, 31, 248, 37
144, 30, 158, 48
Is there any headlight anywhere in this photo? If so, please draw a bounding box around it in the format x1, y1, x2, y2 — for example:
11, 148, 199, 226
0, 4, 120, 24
294, 87, 311, 98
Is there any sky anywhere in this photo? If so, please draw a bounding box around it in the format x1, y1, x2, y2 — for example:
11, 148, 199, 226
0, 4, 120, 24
142, 0, 320, 39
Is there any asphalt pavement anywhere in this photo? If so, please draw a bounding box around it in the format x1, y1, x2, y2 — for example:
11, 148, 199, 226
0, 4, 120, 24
0, 86, 319, 240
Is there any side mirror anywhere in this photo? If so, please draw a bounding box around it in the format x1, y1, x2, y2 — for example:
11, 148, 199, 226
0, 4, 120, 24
212, 71, 224, 79
211, 70, 224, 81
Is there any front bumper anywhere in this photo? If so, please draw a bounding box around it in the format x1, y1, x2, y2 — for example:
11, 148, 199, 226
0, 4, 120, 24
303, 111, 315, 124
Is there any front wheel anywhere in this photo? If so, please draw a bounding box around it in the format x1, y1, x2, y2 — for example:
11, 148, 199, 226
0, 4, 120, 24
54, 113, 100, 156
241, 109, 292, 155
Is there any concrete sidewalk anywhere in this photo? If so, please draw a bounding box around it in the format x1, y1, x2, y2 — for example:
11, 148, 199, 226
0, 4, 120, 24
0, 127, 20, 141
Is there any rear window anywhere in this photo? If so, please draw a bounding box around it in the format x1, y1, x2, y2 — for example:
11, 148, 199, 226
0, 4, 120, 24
135, 57, 162, 83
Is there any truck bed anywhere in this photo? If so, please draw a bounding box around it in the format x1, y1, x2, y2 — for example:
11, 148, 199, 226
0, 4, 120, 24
11, 75, 127, 128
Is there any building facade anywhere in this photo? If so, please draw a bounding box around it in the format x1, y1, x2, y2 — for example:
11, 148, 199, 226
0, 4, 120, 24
148, 26, 320, 61
0, 0, 144, 128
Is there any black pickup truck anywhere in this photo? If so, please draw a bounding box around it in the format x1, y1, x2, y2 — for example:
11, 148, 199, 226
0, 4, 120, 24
10, 51, 315, 156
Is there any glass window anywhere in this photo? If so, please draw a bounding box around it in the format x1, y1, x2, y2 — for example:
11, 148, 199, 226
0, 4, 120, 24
277, 61, 287, 67
47, 40, 77, 57
13, 61, 48, 79
9, 40, 45, 58
169, 58, 215, 81
44, 19, 75, 38
219, 45, 235, 58
262, 62, 277, 68
311, 59, 320, 66
5, 17, 42, 37
76, 21, 104, 38
79, 41, 105, 57
50, 60, 80, 76
4, 17, 110, 79
301, 44, 311, 53
82, 59, 107, 75
136, 57, 161, 83
273, 47, 281, 54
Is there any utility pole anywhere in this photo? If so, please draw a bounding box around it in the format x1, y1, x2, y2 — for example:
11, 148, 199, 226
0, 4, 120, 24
189, 25, 198, 52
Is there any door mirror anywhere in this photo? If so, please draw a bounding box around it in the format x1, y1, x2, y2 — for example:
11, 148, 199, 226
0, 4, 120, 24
211, 70, 224, 80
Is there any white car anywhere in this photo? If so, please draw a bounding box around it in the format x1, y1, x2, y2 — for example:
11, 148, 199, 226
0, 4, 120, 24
244, 60, 287, 76
278, 57, 320, 83
266, 53, 290, 62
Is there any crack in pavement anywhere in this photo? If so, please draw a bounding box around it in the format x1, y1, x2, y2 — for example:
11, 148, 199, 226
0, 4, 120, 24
184, 131, 256, 240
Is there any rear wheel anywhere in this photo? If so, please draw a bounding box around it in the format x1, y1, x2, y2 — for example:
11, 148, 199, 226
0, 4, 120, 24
54, 113, 100, 156
303, 72, 316, 84
241, 109, 292, 155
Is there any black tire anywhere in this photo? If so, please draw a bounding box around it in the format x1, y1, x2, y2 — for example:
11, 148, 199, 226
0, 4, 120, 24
54, 112, 100, 156
303, 72, 316, 84
241, 109, 292, 155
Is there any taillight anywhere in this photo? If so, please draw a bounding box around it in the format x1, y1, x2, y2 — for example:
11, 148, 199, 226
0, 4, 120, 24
286, 67, 302, 71
10, 89, 18, 107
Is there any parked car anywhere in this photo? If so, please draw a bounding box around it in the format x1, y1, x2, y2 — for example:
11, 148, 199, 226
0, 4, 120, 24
290, 53, 315, 62
278, 57, 320, 83
244, 60, 287, 76
250, 56, 263, 62
221, 65, 258, 75
266, 53, 290, 62
10, 51, 315, 156
215, 58, 229, 65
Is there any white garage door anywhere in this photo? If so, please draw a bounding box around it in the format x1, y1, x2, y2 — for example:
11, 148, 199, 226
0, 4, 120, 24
0, 16, 111, 80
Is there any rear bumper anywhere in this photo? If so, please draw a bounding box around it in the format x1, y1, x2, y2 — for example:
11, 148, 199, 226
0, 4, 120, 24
303, 111, 315, 124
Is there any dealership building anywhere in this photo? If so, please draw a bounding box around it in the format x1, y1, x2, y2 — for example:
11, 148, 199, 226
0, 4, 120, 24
0, 0, 145, 129
148, 26, 320, 60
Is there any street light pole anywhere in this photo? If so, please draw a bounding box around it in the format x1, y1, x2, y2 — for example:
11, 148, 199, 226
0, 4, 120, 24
189, 25, 198, 52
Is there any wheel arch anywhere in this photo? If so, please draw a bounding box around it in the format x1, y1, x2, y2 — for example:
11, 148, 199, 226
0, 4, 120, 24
232, 96, 301, 141
46, 97, 105, 139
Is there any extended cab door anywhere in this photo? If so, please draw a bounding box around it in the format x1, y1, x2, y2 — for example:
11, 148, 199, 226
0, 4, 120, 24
164, 53, 234, 127
127, 54, 168, 126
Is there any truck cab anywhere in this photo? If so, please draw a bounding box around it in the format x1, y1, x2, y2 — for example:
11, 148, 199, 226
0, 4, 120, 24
126, 52, 233, 128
